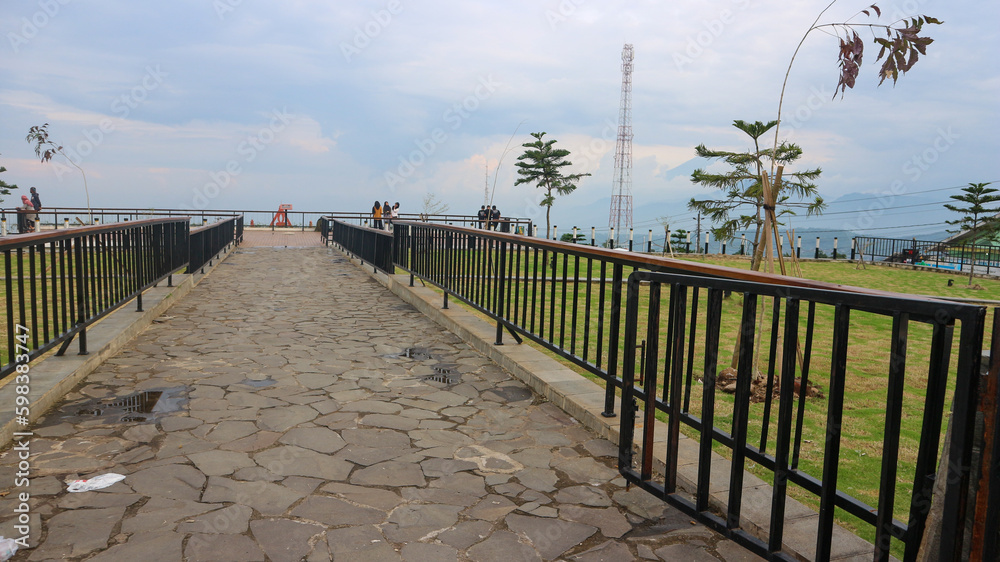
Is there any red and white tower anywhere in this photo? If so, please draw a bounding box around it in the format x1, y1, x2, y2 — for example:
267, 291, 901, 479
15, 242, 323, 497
608, 43, 634, 248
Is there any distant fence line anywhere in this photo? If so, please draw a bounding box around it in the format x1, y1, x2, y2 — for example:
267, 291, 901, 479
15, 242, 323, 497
0, 207, 534, 235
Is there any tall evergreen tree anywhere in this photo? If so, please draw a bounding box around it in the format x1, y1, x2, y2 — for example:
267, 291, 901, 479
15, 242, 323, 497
514, 132, 590, 239
0, 155, 17, 204
945, 182, 1000, 285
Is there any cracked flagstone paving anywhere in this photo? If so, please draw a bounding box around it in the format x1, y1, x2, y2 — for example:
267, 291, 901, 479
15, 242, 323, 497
0, 246, 761, 561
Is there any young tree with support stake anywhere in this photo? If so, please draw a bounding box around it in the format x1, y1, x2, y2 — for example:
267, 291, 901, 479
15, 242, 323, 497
688, 119, 823, 272
944, 182, 1000, 285
26, 123, 93, 223
514, 132, 590, 239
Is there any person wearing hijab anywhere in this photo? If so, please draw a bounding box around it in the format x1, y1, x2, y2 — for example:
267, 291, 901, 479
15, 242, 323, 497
372, 200, 383, 230
18, 195, 36, 233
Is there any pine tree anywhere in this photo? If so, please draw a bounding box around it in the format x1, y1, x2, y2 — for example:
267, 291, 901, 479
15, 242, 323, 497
944, 182, 1000, 285
514, 132, 590, 239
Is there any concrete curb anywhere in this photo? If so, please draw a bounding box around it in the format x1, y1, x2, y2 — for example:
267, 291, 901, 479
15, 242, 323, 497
0, 243, 237, 450
339, 250, 881, 561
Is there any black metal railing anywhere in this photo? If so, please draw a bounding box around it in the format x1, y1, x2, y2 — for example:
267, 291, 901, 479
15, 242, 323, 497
1, 218, 191, 379
189, 216, 243, 273
326, 219, 394, 274
618, 270, 986, 561
390, 222, 828, 417
854, 235, 1000, 276
381, 221, 996, 560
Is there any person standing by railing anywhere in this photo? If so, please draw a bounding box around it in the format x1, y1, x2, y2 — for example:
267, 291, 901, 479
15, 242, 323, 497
372, 200, 383, 230
477, 205, 488, 229
17, 195, 37, 233
382, 201, 391, 231
30, 187, 42, 229
389, 202, 400, 231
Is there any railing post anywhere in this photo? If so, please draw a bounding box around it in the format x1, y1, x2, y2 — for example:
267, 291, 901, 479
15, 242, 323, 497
494, 236, 508, 345
74, 235, 89, 355
443, 230, 452, 309
797, 235, 802, 259
591, 227, 595, 247
603, 263, 624, 418
851, 237, 856, 260
408, 224, 415, 287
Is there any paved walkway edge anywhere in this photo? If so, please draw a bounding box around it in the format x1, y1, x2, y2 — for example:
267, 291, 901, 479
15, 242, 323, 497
341, 252, 879, 562
0, 243, 237, 450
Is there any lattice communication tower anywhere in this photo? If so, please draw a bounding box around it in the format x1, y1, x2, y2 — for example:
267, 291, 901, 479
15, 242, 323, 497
608, 43, 634, 248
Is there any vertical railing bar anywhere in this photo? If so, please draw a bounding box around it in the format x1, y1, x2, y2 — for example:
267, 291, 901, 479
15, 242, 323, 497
583, 257, 593, 363
505, 239, 515, 321
559, 252, 568, 350
510, 242, 528, 327
696, 287, 724, 512
815, 304, 852, 561
74, 235, 89, 355
61, 239, 71, 334
726, 291, 757, 530
29, 246, 39, 349
539, 249, 548, 339
792, 301, 817, 469
604, 263, 624, 417
666, 283, 687, 494
597, 261, 607, 370
683, 286, 699, 413
938, 310, 986, 560
16, 248, 27, 343
40, 243, 51, 345
529, 248, 538, 334
760, 296, 782, 454
768, 297, 801, 553
641, 280, 662, 482
48, 240, 59, 338
548, 250, 557, 343
571, 255, 580, 356
4, 250, 14, 366
874, 312, 909, 561
618, 273, 642, 482
661, 281, 676, 403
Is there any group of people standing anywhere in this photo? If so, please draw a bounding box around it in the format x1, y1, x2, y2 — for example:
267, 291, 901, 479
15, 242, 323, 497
371, 200, 399, 231
16, 187, 42, 234
477, 205, 502, 230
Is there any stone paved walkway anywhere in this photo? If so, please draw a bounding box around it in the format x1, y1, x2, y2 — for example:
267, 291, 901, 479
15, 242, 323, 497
0, 245, 761, 561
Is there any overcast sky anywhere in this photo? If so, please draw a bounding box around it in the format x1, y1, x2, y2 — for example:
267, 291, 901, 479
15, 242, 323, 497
1, 0, 997, 236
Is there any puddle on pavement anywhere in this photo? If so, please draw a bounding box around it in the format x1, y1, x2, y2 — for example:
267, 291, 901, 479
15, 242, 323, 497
400, 347, 434, 361
72, 387, 186, 424
485, 386, 534, 403
239, 377, 277, 388
396, 347, 464, 385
